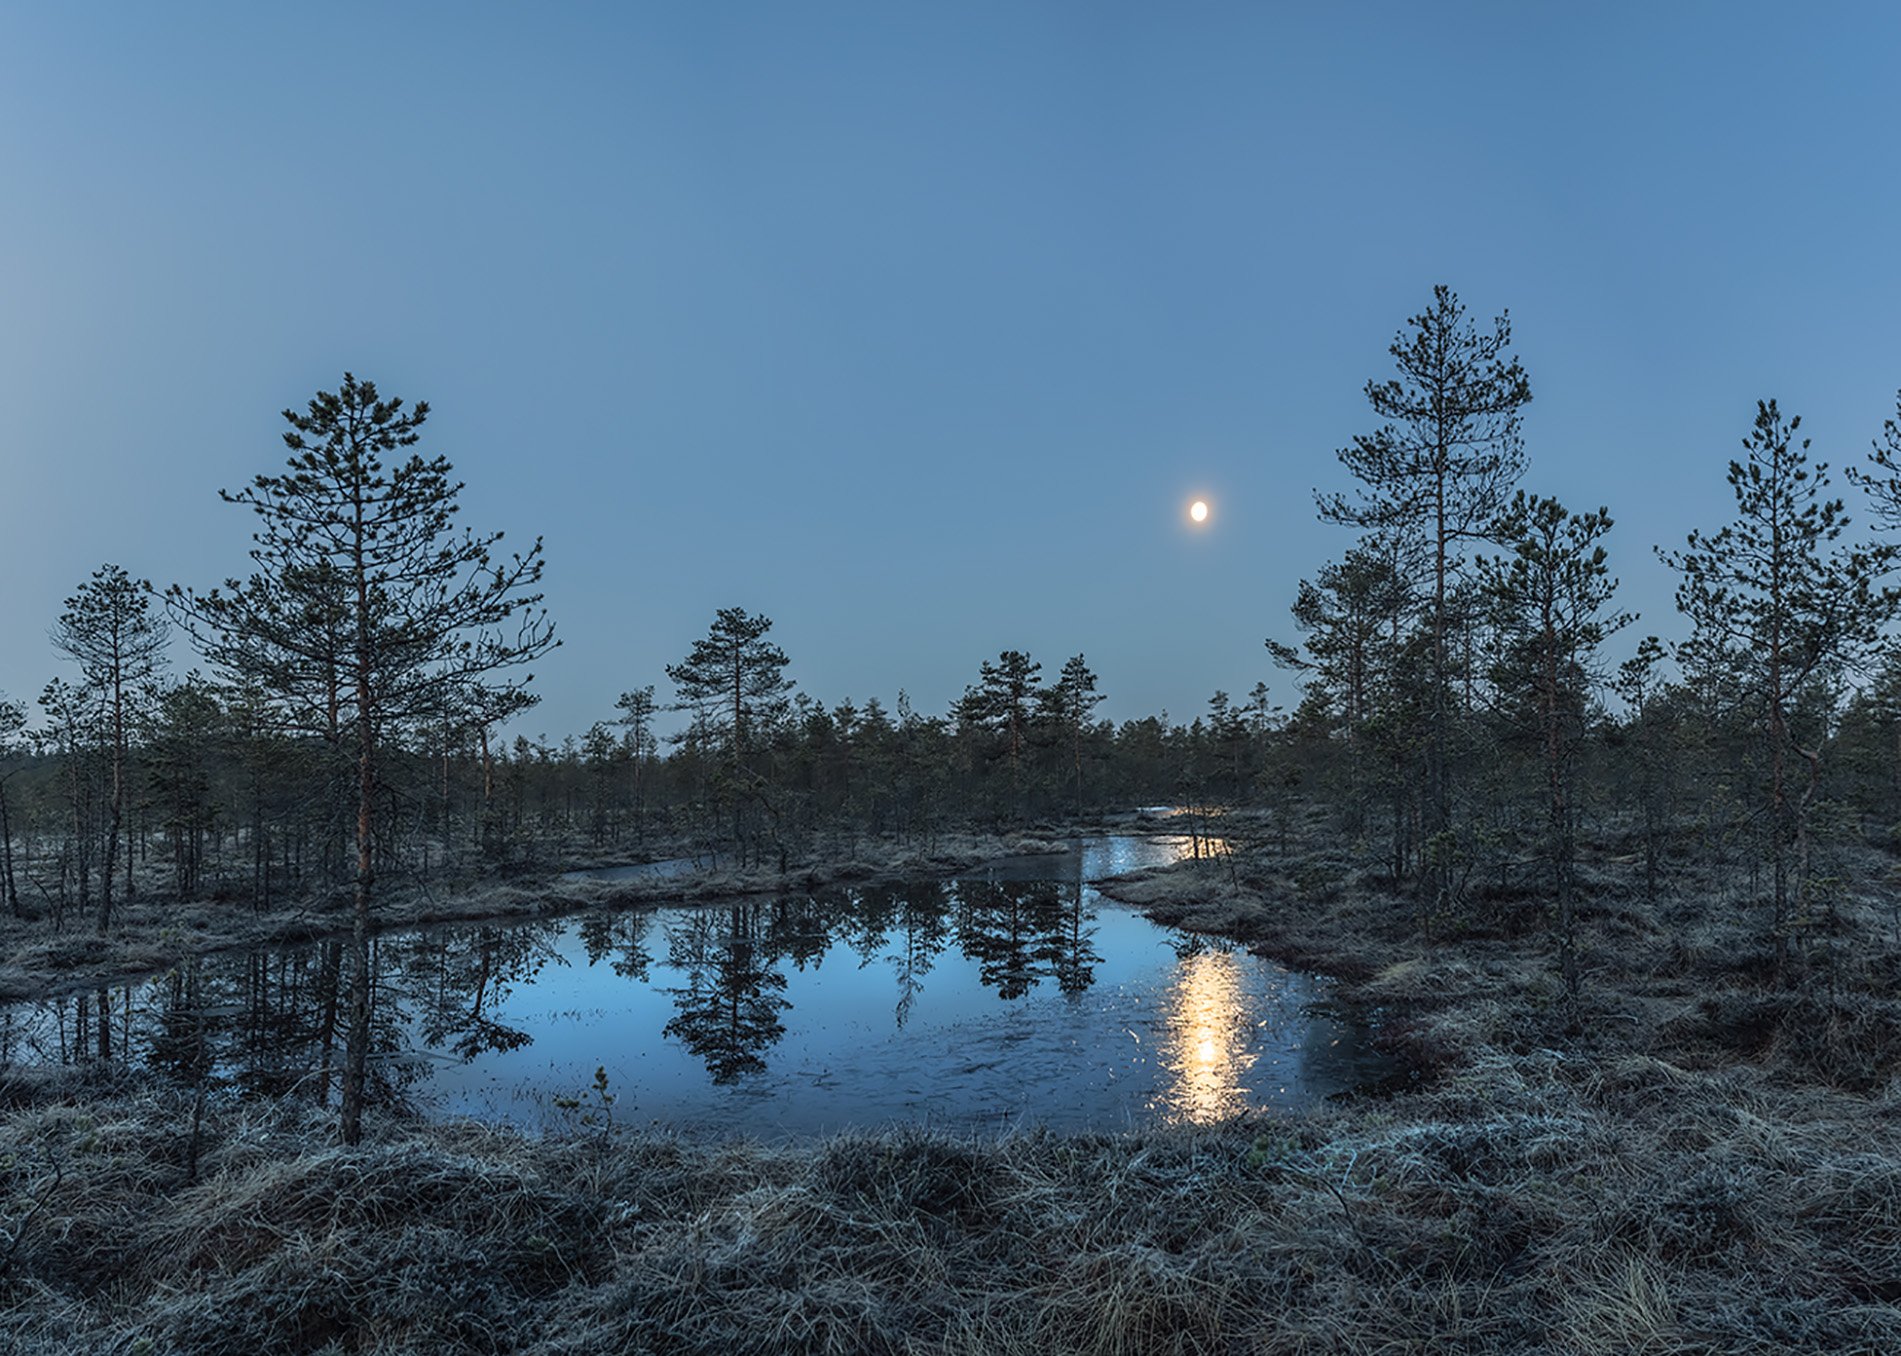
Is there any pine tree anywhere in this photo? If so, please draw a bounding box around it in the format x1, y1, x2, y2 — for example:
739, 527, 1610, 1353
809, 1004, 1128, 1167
1482, 493, 1630, 996
170, 373, 555, 1144
148, 675, 222, 900
1269, 537, 1420, 871
1662, 400, 1897, 972
615, 685, 659, 844
1042, 654, 1105, 816
1612, 637, 1673, 903
1319, 286, 1531, 921
665, 609, 794, 762
37, 676, 104, 928
666, 608, 795, 864
1845, 387, 1901, 801
0, 694, 25, 918
956, 651, 1043, 818
52, 564, 168, 931
1846, 387, 1901, 531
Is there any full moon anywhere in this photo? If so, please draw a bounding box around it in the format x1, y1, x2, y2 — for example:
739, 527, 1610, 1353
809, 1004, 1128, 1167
1189, 499, 1209, 524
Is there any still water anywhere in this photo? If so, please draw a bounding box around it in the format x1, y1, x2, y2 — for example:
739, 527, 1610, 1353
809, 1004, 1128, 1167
0, 836, 1394, 1136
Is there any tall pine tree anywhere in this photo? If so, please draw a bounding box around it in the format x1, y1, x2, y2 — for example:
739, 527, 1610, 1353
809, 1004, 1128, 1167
1318, 286, 1531, 925
1663, 400, 1897, 972
171, 373, 556, 1144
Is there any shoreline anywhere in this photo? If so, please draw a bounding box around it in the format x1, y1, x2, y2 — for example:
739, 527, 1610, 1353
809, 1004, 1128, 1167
6, 820, 1901, 1351
0, 826, 1144, 1006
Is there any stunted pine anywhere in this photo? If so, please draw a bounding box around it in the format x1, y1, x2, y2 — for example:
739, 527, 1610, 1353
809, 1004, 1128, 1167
615, 685, 659, 843
1483, 493, 1630, 996
1613, 637, 1673, 904
1319, 286, 1531, 921
1663, 399, 1897, 971
52, 564, 168, 931
170, 373, 555, 1144
0, 694, 25, 918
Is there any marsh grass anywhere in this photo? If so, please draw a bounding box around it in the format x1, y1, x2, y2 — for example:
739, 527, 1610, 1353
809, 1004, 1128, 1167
6, 816, 1901, 1352
5, 1049, 1901, 1351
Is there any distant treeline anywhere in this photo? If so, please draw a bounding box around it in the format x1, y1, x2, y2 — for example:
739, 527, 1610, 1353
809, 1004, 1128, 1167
0, 628, 1273, 916
9, 284, 1901, 1032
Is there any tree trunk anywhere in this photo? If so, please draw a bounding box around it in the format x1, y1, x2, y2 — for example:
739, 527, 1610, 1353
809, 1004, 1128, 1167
1073, 728, 1084, 819
1426, 459, 1450, 931
341, 501, 375, 1147
1543, 612, 1576, 999
1795, 740, 1824, 964
0, 779, 19, 918
1769, 657, 1788, 974
99, 663, 124, 935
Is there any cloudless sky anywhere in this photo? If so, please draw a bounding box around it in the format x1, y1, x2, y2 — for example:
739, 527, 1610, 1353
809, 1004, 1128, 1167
4, 3, 1901, 738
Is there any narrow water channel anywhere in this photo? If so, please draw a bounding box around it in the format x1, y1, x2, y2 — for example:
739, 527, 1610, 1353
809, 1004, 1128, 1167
0, 835, 1397, 1136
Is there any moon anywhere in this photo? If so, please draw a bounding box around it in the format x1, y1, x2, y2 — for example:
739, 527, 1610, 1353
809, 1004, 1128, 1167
1189, 499, 1209, 524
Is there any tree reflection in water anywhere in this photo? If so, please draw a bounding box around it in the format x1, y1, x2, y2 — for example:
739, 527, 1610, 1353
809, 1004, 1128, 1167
1049, 881, 1102, 997
397, 923, 563, 1061
887, 880, 951, 1028
955, 879, 1100, 1001
0, 871, 1110, 1105
663, 903, 790, 1082
578, 910, 653, 981
0, 940, 416, 1114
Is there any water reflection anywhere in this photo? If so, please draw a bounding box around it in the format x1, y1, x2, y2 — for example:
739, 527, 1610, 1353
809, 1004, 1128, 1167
663, 904, 790, 1082
403, 925, 562, 1060
1156, 946, 1258, 1125
0, 940, 433, 1116
577, 910, 654, 981
884, 879, 951, 1028
0, 836, 1394, 1135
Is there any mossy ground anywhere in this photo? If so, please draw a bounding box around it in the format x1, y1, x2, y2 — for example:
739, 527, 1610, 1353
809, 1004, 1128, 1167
4, 815, 1901, 1353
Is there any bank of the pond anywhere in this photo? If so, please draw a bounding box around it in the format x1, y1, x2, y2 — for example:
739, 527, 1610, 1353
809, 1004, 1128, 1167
1097, 826, 1901, 1094
5, 1033, 1900, 1351
0, 830, 1080, 1006
7, 819, 1901, 1352
0, 836, 1388, 1138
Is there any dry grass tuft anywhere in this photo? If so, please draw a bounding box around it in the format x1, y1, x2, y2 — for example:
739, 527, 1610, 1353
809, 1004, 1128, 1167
9, 819, 1901, 1351
5, 1044, 1901, 1354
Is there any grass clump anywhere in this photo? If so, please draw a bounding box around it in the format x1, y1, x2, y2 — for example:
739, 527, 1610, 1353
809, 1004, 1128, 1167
9, 815, 1901, 1351
6, 1045, 1901, 1354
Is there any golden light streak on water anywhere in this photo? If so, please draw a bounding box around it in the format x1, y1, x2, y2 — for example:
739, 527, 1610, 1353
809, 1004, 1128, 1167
1157, 948, 1260, 1125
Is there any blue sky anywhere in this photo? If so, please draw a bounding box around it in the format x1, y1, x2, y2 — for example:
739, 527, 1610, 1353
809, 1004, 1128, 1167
4, 3, 1900, 737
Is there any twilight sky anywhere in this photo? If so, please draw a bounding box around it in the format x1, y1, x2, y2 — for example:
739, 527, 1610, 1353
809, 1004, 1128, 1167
5, 3, 1901, 739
